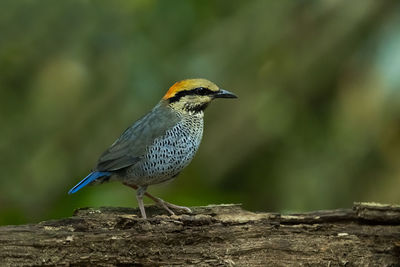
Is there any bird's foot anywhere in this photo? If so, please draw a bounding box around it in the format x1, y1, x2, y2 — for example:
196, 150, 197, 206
150, 196, 192, 216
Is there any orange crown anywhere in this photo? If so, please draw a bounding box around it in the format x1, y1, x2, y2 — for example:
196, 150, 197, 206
163, 80, 191, 100
162, 79, 219, 100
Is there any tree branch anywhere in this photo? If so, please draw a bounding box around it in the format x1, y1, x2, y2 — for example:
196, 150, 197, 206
1, 202, 399, 266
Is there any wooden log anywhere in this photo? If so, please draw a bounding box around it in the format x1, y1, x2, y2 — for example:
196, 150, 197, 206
0, 202, 399, 266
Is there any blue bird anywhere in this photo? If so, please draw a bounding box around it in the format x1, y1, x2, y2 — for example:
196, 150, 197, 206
68, 79, 237, 218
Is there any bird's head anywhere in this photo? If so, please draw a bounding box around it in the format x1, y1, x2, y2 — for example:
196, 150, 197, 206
162, 78, 237, 113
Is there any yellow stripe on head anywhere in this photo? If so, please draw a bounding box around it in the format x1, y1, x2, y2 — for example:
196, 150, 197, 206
163, 78, 219, 100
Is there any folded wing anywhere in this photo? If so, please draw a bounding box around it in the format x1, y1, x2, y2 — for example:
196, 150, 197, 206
96, 103, 179, 172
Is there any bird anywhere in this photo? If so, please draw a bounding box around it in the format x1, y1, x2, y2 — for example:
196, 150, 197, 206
68, 78, 237, 218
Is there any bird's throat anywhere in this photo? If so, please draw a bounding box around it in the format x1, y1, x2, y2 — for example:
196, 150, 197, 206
183, 102, 209, 113
169, 101, 209, 115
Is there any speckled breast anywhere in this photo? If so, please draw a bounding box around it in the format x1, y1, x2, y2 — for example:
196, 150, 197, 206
126, 112, 204, 186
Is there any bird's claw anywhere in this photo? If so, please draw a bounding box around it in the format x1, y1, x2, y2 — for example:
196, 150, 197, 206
153, 197, 192, 215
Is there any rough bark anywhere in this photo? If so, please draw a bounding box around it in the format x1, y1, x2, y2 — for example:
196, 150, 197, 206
0, 202, 399, 266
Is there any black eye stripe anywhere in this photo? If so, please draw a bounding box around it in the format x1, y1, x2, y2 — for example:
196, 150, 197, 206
168, 87, 216, 103
194, 87, 214, 96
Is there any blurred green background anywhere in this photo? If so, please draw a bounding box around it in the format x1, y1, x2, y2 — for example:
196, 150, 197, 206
1, 0, 400, 225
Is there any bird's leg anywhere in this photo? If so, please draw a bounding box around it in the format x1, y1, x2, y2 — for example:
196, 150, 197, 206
123, 183, 191, 215
136, 186, 147, 219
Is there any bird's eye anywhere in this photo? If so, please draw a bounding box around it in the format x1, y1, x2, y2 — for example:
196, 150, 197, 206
194, 87, 210, 96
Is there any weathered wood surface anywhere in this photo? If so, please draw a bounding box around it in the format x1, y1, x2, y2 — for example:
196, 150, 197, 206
0, 202, 399, 266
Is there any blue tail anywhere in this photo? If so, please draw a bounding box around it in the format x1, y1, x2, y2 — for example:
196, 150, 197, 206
68, 171, 111, 194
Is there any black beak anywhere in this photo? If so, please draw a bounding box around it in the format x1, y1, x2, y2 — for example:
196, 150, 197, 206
213, 89, 238, 99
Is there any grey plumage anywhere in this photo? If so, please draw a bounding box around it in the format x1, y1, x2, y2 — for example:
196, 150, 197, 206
96, 103, 181, 172
69, 78, 237, 218
97, 102, 204, 187
126, 112, 203, 186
